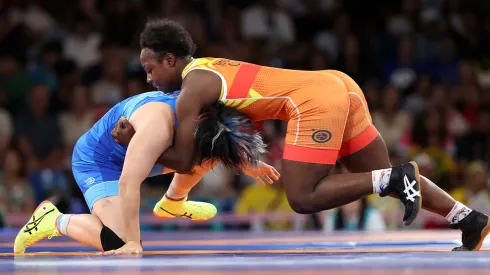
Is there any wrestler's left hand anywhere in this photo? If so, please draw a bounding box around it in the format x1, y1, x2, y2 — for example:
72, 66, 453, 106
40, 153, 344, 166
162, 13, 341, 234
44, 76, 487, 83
111, 116, 136, 146
242, 161, 281, 185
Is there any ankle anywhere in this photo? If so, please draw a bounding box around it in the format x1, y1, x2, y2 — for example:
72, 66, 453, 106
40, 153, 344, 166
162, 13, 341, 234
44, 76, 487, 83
56, 214, 73, 236
445, 202, 472, 224
164, 193, 186, 201
165, 187, 188, 201
372, 168, 392, 194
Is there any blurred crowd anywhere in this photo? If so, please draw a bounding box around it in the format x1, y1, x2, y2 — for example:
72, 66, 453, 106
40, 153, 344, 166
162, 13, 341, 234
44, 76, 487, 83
0, 0, 489, 231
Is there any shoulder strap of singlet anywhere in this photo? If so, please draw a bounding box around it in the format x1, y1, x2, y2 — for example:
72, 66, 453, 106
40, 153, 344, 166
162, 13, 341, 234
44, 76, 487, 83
181, 57, 228, 101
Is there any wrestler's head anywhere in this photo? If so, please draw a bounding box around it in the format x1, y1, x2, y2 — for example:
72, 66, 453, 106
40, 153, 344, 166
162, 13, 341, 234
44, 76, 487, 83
139, 18, 195, 93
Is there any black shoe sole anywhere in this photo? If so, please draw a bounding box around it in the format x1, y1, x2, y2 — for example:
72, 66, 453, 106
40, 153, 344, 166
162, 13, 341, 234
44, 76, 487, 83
403, 161, 422, 226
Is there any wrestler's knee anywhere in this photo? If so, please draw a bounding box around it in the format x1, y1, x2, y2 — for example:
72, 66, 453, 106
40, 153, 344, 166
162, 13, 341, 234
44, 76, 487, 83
92, 196, 126, 242
100, 225, 125, 251
286, 194, 321, 215
281, 161, 336, 214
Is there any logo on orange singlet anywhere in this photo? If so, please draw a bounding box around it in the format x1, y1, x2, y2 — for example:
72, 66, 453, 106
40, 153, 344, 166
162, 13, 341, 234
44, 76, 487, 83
312, 129, 332, 143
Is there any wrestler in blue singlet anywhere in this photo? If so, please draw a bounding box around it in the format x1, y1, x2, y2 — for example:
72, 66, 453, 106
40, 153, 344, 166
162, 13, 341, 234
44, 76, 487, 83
72, 91, 179, 211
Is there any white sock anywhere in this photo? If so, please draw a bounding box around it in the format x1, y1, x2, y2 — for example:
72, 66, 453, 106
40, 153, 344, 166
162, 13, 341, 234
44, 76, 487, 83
56, 214, 72, 236
165, 186, 187, 201
372, 168, 392, 194
446, 202, 472, 224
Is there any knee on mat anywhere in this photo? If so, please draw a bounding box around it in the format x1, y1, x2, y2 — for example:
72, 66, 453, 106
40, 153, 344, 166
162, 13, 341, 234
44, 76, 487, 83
100, 225, 126, 251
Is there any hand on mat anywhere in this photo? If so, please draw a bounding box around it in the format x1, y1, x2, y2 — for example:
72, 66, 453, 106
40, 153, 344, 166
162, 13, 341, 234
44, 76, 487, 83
242, 161, 280, 185
103, 241, 143, 256
111, 116, 135, 146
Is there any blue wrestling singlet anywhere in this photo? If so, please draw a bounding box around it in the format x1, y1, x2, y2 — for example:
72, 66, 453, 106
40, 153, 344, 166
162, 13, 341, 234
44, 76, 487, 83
72, 91, 179, 211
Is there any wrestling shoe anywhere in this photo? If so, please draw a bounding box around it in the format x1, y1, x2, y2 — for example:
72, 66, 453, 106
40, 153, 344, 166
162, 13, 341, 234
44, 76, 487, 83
450, 210, 490, 251
14, 200, 62, 253
380, 161, 422, 226
153, 195, 217, 221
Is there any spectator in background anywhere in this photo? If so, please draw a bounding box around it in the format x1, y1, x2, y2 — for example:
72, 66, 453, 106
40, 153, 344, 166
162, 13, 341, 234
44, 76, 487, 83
451, 161, 489, 211
429, 83, 469, 138
404, 75, 432, 117
7, 1, 56, 40
0, 90, 13, 168
0, 55, 33, 114
453, 83, 481, 127
372, 85, 411, 152
425, 36, 460, 87
54, 59, 82, 110
380, 36, 420, 93
0, 148, 34, 215
0, 10, 30, 63
451, 62, 480, 125
58, 84, 94, 159
480, 87, 490, 110
124, 77, 145, 98
14, 84, 64, 171
336, 33, 371, 85
63, 15, 101, 70
456, 108, 490, 164
404, 109, 456, 185
362, 78, 381, 112
14, 83, 70, 209
160, 0, 207, 48
103, 0, 143, 47
27, 40, 63, 93
241, 0, 295, 52
73, 0, 103, 31
90, 45, 125, 107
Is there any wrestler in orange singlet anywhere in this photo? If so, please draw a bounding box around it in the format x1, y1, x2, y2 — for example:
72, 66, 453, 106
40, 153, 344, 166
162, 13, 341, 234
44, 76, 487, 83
114, 18, 490, 252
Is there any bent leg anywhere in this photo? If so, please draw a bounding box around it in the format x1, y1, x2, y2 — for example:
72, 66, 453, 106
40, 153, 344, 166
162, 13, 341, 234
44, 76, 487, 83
14, 201, 106, 253
281, 72, 420, 226
56, 177, 128, 251
339, 134, 490, 251
281, 75, 375, 214
281, 160, 373, 214
91, 196, 126, 240
64, 214, 104, 250
54, 196, 126, 252
163, 160, 218, 199
154, 161, 219, 220
338, 134, 455, 217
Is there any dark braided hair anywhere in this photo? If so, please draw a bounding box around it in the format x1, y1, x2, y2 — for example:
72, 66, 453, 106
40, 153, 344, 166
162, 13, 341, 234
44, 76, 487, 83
194, 102, 266, 170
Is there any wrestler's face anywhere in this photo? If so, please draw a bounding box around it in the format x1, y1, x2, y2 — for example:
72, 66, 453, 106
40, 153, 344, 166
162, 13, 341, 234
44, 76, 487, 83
140, 48, 180, 93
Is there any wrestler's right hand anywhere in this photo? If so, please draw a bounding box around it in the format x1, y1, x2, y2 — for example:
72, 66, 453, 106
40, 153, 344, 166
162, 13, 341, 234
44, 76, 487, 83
111, 116, 136, 146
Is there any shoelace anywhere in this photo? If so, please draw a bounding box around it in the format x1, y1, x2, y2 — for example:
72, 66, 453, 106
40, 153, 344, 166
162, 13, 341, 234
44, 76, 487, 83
159, 201, 209, 220
24, 209, 54, 235
159, 207, 193, 219
23, 209, 56, 246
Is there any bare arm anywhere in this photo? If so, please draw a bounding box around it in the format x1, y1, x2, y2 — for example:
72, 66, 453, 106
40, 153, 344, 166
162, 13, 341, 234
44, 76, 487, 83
155, 70, 221, 173
118, 102, 174, 243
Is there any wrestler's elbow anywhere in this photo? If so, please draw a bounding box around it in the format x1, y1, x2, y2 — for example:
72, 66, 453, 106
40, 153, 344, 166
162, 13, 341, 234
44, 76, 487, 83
175, 159, 195, 174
